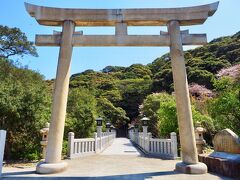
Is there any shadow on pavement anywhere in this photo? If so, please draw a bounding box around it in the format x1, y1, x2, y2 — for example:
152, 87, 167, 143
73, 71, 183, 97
2, 170, 177, 179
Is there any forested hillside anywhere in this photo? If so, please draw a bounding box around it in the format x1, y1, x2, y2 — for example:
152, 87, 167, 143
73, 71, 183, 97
69, 31, 240, 127
0, 25, 239, 160
151, 31, 240, 91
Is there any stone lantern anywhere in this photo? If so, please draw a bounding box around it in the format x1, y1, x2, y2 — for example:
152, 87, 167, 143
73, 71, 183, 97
96, 118, 103, 137
141, 116, 150, 137
40, 122, 50, 159
195, 122, 206, 154
106, 122, 111, 133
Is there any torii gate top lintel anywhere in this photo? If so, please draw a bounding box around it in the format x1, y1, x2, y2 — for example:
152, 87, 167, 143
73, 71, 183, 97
25, 2, 219, 47
25, 2, 219, 27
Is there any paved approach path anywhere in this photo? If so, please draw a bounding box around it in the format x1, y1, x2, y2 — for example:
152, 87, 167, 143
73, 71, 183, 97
2, 138, 233, 180
101, 138, 142, 156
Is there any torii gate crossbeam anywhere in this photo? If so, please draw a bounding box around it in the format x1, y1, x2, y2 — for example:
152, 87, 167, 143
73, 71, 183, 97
35, 33, 207, 47
25, 2, 219, 175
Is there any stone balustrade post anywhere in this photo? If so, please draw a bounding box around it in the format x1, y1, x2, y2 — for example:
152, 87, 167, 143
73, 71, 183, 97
133, 132, 136, 143
68, 132, 75, 159
170, 132, 178, 159
94, 132, 98, 153
97, 126, 102, 138
0, 130, 6, 177
147, 133, 152, 152
100, 133, 102, 151
144, 133, 149, 152
134, 128, 139, 144
142, 126, 148, 138
142, 126, 148, 151
136, 132, 138, 144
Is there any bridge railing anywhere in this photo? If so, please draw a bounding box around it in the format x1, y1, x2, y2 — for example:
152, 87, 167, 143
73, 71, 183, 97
68, 131, 116, 159
100, 132, 115, 151
129, 131, 178, 159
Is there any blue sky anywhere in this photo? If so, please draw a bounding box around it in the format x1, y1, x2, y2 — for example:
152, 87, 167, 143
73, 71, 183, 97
1, 0, 239, 79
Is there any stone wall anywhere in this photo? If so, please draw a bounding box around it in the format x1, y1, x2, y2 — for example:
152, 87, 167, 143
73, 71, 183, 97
199, 129, 240, 179
199, 154, 240, 179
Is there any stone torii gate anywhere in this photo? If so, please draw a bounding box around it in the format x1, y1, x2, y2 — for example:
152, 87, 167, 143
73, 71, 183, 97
25, 2, 219, 174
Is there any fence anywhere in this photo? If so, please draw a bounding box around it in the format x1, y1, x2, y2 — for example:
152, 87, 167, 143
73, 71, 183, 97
68, 131, 116, 159
129, 131, 178, 159
0, 130, 6, 177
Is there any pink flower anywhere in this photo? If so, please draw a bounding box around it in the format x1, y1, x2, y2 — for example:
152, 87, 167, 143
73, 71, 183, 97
188, 83, 214, 98
217, 64, 240, 79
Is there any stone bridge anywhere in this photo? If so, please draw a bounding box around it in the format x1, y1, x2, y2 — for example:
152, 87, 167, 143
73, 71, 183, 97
2, 137, 232, 180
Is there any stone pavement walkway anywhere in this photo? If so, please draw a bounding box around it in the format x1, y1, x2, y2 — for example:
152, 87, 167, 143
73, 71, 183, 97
101, 138, 142, 156
2, 138, 233, 180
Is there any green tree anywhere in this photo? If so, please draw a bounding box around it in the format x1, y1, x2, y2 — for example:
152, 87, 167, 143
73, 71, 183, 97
102, 66, 125, 73
97, 97, 129, 128
187, 68, 215, 89
65, 88, 97, 138
0, 58, 51, 160
0, 25, 38, 58
118, 78, 152, 119
123, 64, 152, 79
141, 93, 177, 137
141, 93, 161, 137
100, 90, 122, 106
142, 93, 215, 139
152, 69, 173, 93
208, 77, 240, 135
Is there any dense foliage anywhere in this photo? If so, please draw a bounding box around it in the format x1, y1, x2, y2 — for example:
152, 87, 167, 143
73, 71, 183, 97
150, 32, 240, 92
208, 76, 240, 135
141, 93, 215, 140
70, 66, 152, 123
65, 88, 97, 138
0, 58, 51, 160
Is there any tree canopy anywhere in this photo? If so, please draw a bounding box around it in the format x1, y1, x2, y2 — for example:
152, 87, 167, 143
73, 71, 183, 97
0, 25, 38, 59
150, 32, 240, 92
0, 58, 51, 160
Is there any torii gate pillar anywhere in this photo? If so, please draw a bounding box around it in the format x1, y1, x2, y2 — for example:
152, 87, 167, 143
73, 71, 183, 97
168, 20, 207, 173
37, 20, 75, 174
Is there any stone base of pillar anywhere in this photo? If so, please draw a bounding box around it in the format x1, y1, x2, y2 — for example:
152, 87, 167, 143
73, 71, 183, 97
175, 162, 207, 174
36, 161, 68, 174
